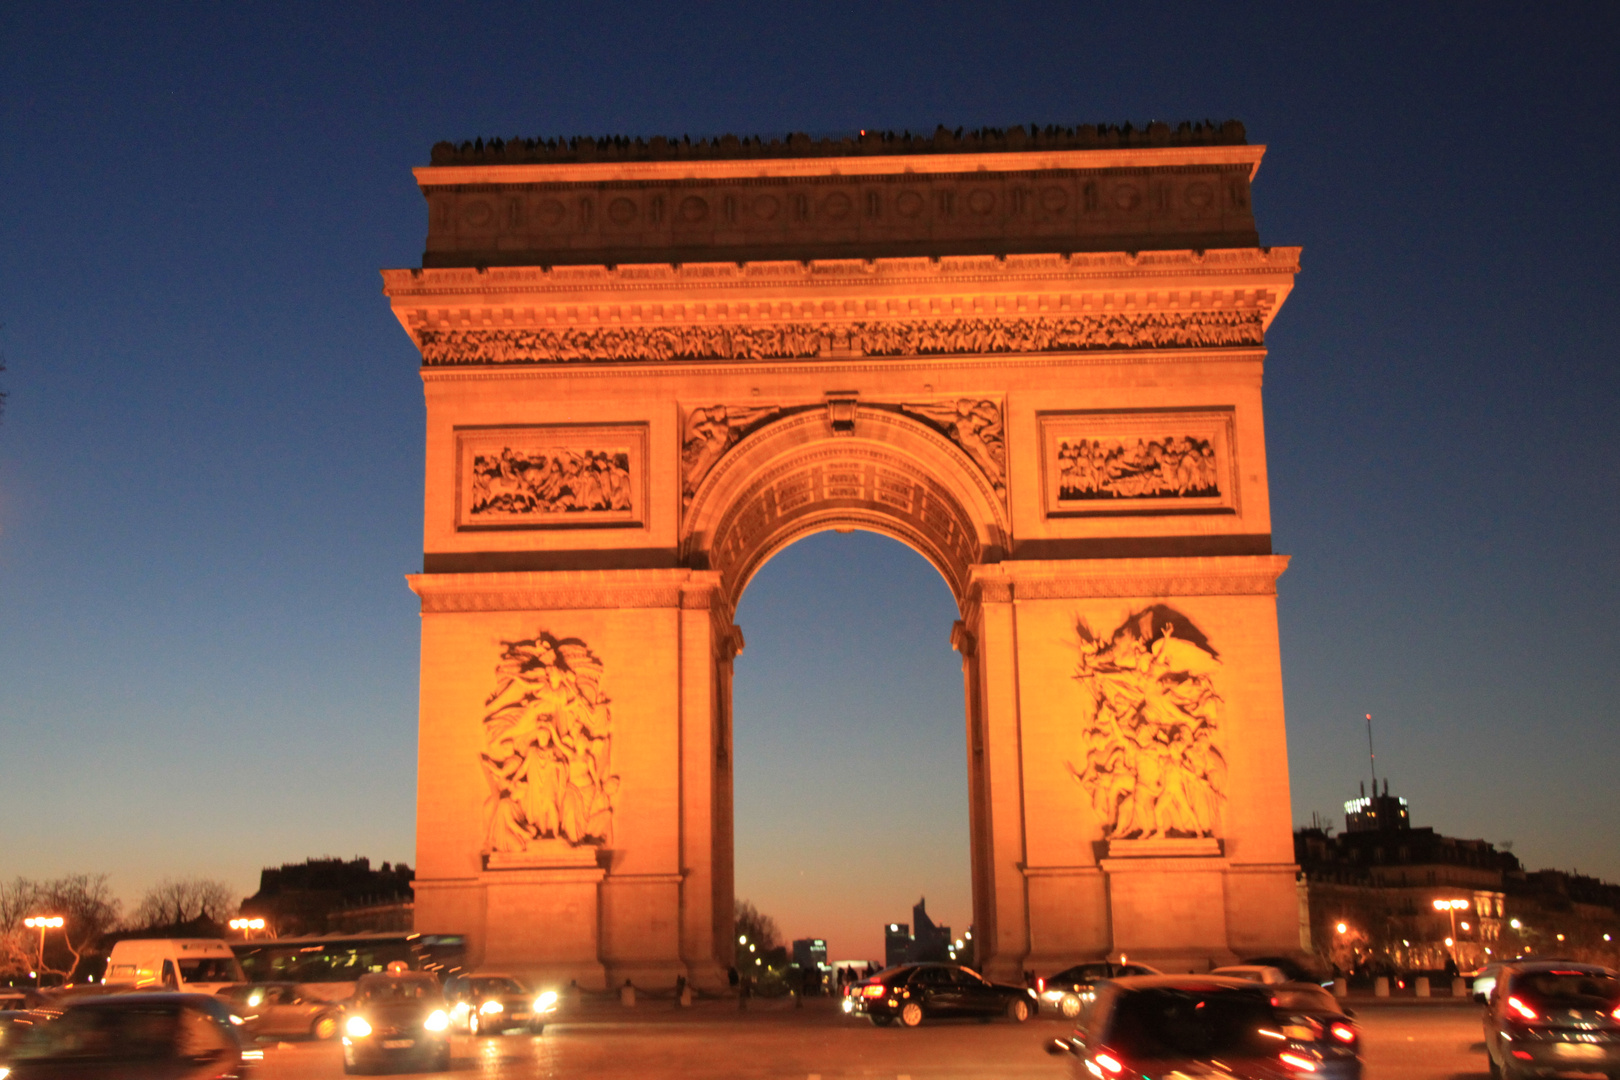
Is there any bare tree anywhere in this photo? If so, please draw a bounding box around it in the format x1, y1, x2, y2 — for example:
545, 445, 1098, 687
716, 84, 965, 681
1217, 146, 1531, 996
0, 875, 121, 983
733, 898, 781, 951
132, 878, 238, 931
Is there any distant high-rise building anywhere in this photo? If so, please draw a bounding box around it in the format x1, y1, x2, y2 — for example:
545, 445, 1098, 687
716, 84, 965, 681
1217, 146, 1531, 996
910, 897, 951, 963
884, 922, 911, 969
1344, 779, 1410, 833
792, 938, 828, 969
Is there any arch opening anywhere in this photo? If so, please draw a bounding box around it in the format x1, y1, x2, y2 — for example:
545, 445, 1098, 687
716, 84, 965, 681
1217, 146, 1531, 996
729, 529, 973, 967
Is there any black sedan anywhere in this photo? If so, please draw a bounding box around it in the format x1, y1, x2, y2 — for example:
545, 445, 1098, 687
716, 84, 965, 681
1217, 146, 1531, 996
1039, 960, 1162, 1018
1047, 976, 1326, 1080
444, 973, 557, 1035
844, 963, 1037, 1027
1482, 962, 1620, 1080
339, 972, 451, 1075
0, 992, 260, 1079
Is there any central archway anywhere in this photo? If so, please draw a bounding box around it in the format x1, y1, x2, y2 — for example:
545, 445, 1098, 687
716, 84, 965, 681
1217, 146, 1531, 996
682, 404, 1010, 615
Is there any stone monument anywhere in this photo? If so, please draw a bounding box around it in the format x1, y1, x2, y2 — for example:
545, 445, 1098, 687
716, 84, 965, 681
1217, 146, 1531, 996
383, 123, 1303, 987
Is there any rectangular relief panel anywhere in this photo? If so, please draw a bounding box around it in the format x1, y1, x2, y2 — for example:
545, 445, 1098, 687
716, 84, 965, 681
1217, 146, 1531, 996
1038, 409, 1238, 518
455, 424, 649, 531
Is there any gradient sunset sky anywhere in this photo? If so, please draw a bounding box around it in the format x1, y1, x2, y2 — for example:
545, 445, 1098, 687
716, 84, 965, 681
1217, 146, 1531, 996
1, 4, 1616, 963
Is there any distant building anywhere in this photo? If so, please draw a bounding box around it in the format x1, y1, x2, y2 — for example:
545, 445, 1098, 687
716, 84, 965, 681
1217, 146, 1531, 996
884, 923, 911, 969
792, 938, 828, 970
1343, 779, 1410, 833
1298, 786, 1620, 973
239, 857, 414, 936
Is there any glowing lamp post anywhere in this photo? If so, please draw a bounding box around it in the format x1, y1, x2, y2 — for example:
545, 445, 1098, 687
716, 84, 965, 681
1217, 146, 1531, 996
1434, 899, 1469, 964
23, 916, 64, 984
229, 917, 268, 939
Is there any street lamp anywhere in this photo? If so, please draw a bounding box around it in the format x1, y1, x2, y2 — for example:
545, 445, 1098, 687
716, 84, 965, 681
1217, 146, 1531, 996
1336, 922, 1348, 935
1433, 899, 1469, 965
23, 916, 64, 984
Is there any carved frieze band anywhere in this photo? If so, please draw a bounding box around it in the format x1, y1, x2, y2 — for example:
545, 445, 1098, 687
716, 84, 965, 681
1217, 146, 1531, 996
407, 571, 722, 614
968, 556, 1289, 602
417, 311, 1265, 366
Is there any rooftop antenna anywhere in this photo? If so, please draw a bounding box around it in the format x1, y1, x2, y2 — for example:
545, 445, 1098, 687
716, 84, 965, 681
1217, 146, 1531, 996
1365, 713, 1378, 797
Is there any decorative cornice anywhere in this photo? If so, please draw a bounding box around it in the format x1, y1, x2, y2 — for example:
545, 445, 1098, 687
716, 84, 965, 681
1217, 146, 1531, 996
382, 248, 1301, 298
968, 555, 1289, 602
416, 311, 1264, 366
407, 569, 721, 613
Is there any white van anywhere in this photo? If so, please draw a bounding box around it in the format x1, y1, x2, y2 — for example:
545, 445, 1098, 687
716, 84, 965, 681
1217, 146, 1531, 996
103, 938, 245, 994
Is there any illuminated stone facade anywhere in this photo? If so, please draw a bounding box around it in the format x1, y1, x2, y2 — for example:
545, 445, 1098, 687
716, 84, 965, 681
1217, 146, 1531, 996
386, 125, 1302, 986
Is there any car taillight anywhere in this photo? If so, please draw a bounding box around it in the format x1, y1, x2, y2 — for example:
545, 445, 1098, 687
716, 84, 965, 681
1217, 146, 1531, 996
1611, 1004, 1620, 1022
1331, 1022, 1356, 1044
862, 984, 885, 998
1279, 1051, 1319, 1072
1507, 996, 1538, 1021
1037, 977, 1045, 993
1091, 1050, 1124, 1075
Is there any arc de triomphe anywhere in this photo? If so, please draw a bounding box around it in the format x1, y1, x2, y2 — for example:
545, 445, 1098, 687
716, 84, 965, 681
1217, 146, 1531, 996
383, 123, 1302, 987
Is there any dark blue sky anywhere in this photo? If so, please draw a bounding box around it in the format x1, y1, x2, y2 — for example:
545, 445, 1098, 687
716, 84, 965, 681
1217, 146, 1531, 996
1, 3, 1616, 959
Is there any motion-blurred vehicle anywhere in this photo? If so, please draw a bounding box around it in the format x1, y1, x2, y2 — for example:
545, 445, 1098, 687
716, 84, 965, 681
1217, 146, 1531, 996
1270, 982, 1362, 1080
443, 973, 556, 1035
1482, 962, 1620, 1080
102, 939, 245, 996
215, 982, 340, 1040
0, 1011, 40, 1053
1039, 961, 1163, 1019
0, 992, 260, 1079
843, 963, 1037, 1027
339, 971, 451, 1075
1470, 962, 1507, 1004
1211, 964, 1291, 986
1046, 976, 1327, 1080
1242, 956, 1331, 985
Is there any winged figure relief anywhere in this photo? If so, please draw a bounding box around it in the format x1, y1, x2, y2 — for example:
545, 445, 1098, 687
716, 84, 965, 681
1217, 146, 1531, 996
681, 404, 780, 502
901, 399, 1007, 492
1066, 606, 1227, 840
480, 631, 620, 852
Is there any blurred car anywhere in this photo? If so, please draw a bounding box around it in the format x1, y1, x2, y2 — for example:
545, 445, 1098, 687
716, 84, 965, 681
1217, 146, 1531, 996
1243, 956, 1331, 985
1211, 965, 1291, 986
339, 971, 451, 1075
1482, 962, 1620, 1080
216, 982, 341, 1040
1469, 962, 1506, 1004
843, 963, 1037, 1027
443, 973, 557, 1035
1270, 982, 1362, 1080
0, 992, 260, 1079
1046, 975, 1327, 1080
1039, 961, 1163, 1019
0, 1011, 41, 1054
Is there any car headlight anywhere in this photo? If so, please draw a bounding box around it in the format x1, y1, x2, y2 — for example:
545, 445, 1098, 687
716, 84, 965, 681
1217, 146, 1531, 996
247, 991, 264, 1008
1042, 990, 1064, 1001
229, 1014, 245, 1026
345, 1015, 372, 1038
424, 1009, 450, 1032
479, 999, 503, 1014
535, 991, 558, 1012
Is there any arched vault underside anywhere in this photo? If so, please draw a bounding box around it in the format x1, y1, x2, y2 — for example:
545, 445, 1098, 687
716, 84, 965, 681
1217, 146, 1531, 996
682, 406, 1009, 614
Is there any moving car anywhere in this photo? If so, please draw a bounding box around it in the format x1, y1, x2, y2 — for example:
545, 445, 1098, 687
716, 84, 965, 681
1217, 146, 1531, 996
215, 982, 341, 1040
1270, 982, 1362, 1080
0, 992, 260, 1079
1047, 975, 1326, 1079
1470, 962, 1507, 1004
339, 970, 451, 1075
1211, 964, 1291, 986
1040, 961, 1163, 1019
843, 963, 1037, 1027
444, 973, 556, 1035
1482, 962, 1620, 1080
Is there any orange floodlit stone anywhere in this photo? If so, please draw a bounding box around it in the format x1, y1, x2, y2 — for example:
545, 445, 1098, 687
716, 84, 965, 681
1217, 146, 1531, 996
384, 124, 1302, 988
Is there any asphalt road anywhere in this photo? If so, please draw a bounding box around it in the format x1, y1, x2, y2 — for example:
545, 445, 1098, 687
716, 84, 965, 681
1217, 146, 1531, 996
254, 998, 1488, 1080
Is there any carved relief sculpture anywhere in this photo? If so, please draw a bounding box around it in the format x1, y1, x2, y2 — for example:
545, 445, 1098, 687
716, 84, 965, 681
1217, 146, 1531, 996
901, 399, 1007, 493
1057, 435, 1218, 500
480, 631, 619, 852
681, 404, 779, 503
471, 447, 632, 515
1066, 606, 1227, 839
456, 425, 646, 529
416, 311, 1265, 366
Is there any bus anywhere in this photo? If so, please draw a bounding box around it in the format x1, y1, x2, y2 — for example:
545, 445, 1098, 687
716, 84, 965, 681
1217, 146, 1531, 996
229, 933, 466, 1002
